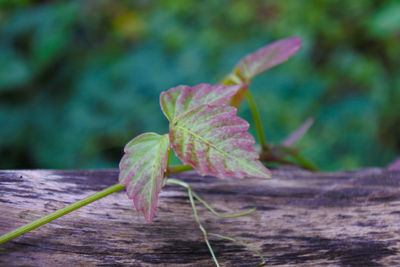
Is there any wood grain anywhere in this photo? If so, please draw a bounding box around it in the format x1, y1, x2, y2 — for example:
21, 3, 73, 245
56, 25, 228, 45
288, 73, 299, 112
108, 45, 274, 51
1, 167, 400, 266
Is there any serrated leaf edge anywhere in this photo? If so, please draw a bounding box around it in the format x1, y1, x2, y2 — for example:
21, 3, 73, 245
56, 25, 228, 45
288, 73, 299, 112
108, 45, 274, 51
170, 104, 271, 179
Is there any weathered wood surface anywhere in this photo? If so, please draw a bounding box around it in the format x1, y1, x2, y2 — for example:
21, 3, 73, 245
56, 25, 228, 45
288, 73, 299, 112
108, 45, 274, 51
1, 167, 400, 266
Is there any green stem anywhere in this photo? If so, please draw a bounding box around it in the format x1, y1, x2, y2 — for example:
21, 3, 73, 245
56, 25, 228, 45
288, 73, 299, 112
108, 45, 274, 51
0, 164, 195, 245
167, 165, 194, 176
166, 148, 172, 170
245, 90, 266, 147
290, 153, 319, 171
1, 163, 195, 245
0, 183, 125, 245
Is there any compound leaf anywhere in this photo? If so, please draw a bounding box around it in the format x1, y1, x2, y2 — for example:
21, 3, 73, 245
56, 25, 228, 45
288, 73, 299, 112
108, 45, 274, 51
169, 103, 271, 179
119, 132, 170, 222
160, 83, 240, 122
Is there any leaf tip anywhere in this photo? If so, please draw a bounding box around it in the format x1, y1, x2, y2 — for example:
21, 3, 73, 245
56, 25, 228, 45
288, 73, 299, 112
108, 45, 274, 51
235, 36, 303, 82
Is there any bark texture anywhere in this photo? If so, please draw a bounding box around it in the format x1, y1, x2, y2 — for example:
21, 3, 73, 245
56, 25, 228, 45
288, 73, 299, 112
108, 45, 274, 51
1, 167, 400, 266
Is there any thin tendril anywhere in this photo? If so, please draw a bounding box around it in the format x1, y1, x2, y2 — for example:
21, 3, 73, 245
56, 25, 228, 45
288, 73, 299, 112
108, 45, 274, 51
192, 191, 256, 218
166, 178, 220, 267
209, 233, 265, 266
166, 178, 265, 266
187, 188, 220, 267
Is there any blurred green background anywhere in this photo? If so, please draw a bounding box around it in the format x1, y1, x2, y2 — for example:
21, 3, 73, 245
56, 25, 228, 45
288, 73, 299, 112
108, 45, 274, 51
0, 0, 399, 170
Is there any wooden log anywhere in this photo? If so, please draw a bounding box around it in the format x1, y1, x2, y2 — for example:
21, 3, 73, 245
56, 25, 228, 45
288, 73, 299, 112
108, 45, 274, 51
0, 167, 400, 266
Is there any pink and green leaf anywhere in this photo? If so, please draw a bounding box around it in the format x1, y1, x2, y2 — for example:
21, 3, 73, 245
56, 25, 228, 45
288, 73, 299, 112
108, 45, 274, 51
222, 37, 302, 107
160, 83, 240, 122
169, 103, 271, 179
234, 36, 302, 82
119, 132, 170, 222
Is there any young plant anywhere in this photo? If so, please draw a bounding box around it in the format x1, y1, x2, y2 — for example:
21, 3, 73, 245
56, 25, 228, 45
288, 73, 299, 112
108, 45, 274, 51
0, 37, 315, 265
119, 84, 270, 223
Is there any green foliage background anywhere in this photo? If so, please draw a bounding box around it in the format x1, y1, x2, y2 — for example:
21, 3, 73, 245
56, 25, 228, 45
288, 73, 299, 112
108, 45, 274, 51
0, 0, 399, 170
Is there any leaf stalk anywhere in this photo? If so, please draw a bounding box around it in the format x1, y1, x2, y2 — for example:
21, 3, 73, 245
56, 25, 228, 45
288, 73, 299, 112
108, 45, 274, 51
245, 90, 267, 148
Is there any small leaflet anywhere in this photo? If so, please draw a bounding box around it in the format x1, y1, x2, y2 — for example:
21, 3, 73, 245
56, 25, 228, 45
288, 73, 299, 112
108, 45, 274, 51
119, 133, 170, 222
